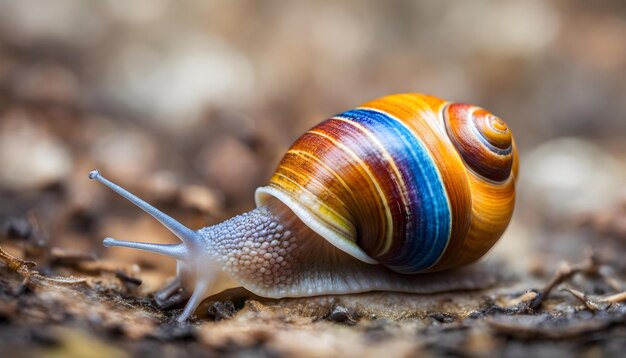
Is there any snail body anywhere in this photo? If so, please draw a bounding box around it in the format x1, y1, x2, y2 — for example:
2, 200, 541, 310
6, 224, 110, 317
91, 93, 518, 321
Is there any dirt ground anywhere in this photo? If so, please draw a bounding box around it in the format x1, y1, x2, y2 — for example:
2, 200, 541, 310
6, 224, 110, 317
1, 1, 626, 357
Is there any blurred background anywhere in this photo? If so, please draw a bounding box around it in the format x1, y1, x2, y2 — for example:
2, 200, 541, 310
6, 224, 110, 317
0, 0, 625, 277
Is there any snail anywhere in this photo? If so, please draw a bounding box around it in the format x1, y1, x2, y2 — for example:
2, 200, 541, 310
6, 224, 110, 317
90, 93, 518, 322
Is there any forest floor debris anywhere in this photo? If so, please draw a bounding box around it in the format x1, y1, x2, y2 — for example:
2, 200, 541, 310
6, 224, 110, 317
2, 229, 626, 357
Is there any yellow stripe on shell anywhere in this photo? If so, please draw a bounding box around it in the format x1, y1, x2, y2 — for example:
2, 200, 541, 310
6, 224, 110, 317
271, 165, 355, 240
307, 129, 395, 248
331, 116, 411, 255
287, 149, 357, 208
273, 166, 355, 237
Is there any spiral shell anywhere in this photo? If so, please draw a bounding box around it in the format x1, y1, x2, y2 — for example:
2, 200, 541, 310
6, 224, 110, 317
256, 93, 517, 273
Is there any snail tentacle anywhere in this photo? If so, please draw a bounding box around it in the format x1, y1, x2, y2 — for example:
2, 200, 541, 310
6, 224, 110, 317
103, 238, 189, 260
89, 170, 203, 250
90, 170, 237, 321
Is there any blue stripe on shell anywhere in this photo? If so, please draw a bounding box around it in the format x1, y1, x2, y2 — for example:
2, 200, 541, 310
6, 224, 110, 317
337, 108, 452, 272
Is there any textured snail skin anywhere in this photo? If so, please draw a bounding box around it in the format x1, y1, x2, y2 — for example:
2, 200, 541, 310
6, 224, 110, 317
91, 93, 517, 321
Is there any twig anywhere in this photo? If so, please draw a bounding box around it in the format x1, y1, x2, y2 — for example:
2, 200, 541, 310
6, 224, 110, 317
605, 291, 626, 303
0, 245, 88, 287
0, 244, 36, 274
561, 287, 602, 311
531, 248, 599, 309
560, 285, 626, 311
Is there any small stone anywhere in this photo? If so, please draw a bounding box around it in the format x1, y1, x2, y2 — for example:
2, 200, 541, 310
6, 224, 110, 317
324, 304, 358, 325
428, 312, 457, 323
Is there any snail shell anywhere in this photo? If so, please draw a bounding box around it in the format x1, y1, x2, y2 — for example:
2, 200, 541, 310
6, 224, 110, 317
90, 93, 518, 321
257, 93, 517, 273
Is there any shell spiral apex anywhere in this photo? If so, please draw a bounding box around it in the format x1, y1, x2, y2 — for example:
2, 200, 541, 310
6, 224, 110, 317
444, 104, 514, 182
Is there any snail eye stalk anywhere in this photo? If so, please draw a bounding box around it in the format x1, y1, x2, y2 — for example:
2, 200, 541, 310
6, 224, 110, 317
89, 170, 201, 258
102, 238, 188, 260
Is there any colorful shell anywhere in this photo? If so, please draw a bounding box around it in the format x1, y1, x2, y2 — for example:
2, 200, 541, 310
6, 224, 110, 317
255, 93, 517, 274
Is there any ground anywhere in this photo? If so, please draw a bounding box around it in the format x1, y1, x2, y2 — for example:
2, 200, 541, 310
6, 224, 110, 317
1, 198, 626, 357
1, 1, 626, 357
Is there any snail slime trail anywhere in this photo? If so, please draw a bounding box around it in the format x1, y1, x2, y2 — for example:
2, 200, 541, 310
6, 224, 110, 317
91, 93, 517, 321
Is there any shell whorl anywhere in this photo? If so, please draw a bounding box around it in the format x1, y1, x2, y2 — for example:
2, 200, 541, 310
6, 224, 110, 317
444, 104, 514, 182
255, 93, 516, 274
